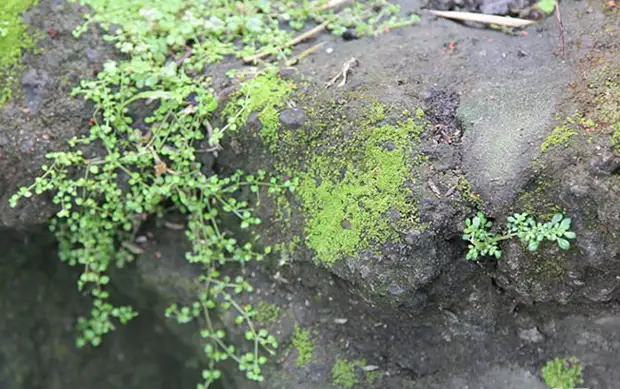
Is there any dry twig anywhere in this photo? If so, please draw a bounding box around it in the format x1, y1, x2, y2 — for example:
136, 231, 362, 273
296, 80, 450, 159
285, 41, 327, 66
243, 21, 329, 63
429, 10, 536, 27
555, 0, 565, 57
325, 57, 358, 88
312, 0, 354, 13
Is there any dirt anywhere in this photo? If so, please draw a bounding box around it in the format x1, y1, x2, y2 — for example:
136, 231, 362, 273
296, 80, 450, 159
0, 0, 619, 389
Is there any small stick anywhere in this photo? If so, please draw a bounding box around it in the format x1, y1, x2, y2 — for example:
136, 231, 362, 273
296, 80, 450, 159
243, 20, 329, 64
312, 0, 354, 13
555, 0, 565, 57
429, 10, 536, 27
285, 41, 327, 66
325, 57, 358, 88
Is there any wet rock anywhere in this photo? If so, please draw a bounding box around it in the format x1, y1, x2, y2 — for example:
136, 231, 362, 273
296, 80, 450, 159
588, 149, 620, 176
21, 69, 49, 115
518, 327, 544, 343
278, 108, 306, 130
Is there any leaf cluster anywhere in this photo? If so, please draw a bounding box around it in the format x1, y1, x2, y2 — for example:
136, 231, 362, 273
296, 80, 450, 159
463, 212, 576, 260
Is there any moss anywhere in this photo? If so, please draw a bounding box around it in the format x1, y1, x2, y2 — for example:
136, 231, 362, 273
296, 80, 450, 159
588, 67, 619, 151
297, 110, 426, 265
230, 76, 429, 265
0, 0, 39, 105
541, 124, 577, 152
331, 358, 365, 389
517, 180, 565, 220
226, 71, 294, 151
525, 255, 565, 282
541, 357, 584, 389
292, 326, 313, 367
255, 301, 280, 325
455, 176, 484, 209
541, 63, 619, 153
364, 370, 382, 384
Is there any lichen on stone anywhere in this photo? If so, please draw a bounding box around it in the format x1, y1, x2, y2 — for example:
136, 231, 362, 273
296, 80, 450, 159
0, 0, 38, 105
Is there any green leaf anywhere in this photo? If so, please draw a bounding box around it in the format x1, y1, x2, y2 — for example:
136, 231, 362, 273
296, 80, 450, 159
560, 217, 572, 230
528, 241, 539, 251
534, 0, 556, 15
564, 231, 576, 239
551, 213, 563, 224
557, 238, 570, 250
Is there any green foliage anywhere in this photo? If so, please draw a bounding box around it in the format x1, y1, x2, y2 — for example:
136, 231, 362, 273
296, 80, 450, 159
541, 357, 584, 389
11, 52, 294, 385
534, 0, 556, 15
9, 0, 420, 387
292, 326, 314, 367
331, 358, 365, 388
0, 0, 39, 105
71, 0, 418, 67
463, 212, 577, 260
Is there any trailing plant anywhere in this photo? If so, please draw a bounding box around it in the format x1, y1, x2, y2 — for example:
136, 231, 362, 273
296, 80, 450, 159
462, 212, 576, 260
9, 0, 419, 387
541, 357, 584, 389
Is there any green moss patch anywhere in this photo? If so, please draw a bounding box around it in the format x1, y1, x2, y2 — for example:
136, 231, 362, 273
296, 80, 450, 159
299, 116, 424, 264
332, 358, 365, 389
0, 0, 38, 105
292, 326, 314, 367
225, 71, 294, 151
255, 301, 280, 325
231, 81, 429, 265
541, 123, 577, 152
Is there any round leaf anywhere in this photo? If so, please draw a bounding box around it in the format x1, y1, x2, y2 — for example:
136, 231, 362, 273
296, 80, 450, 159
557, 238, 570, 250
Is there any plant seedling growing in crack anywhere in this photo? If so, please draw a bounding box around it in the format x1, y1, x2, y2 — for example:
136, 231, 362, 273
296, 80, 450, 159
462, 212, 576, 260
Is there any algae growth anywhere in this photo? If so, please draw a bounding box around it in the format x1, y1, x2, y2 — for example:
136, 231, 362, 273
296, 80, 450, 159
0, 0, 38, 105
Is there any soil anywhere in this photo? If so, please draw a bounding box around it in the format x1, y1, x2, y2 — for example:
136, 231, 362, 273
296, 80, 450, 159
0, 0, 619, 389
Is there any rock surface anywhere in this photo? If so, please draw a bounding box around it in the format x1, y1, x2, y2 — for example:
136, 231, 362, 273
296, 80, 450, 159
0, 0, 619, 389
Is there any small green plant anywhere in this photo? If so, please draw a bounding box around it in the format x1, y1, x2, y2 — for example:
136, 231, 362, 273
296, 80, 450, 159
332, 358, 365, 389
255, 301, 281, 325
292, 326, 314, 367
462, 212, 576, 260
541, 357, 584, 389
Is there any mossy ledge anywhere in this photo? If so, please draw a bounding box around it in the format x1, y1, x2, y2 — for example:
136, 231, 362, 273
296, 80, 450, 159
0, 0, 39, 105
238, 83, 429, 266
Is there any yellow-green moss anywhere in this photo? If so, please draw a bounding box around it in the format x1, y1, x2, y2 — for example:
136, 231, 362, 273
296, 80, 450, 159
226, 71, 294, 151
230, 76, 429, 266
455, 176, 484, 209
588, 68, 619, 151
541, 124, 577, 152
255, 301, 280, 325
517, 180, 566, 219
332, 358, 365, 389
292, 326, 314, 367
364, 370, 383, 384
0, 0, 38, 105
298, 111, 425, 264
